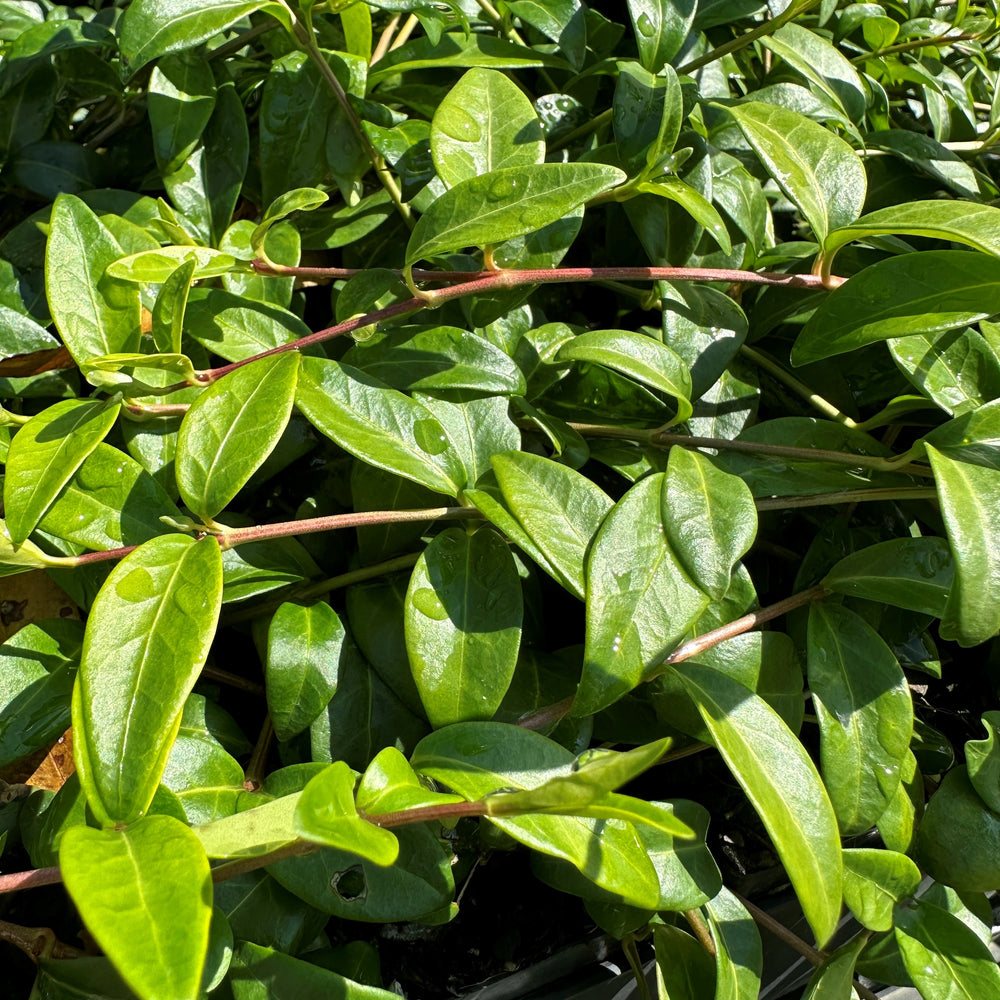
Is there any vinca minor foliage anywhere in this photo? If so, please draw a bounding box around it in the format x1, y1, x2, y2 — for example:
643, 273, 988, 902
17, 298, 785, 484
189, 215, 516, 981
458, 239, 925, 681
1, 0, 1000, 997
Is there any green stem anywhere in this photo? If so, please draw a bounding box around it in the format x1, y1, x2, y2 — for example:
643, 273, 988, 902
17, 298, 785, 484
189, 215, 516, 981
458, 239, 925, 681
850, 31, 979, 63
622, 936, 652, 1000
755, 486, 938, 510
293, 25, 413, 229
739, 344, 858, 428
676, 0, 821, 75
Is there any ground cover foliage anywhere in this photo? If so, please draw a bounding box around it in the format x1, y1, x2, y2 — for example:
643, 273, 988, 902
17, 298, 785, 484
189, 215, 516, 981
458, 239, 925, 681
1, 0, 1000, 997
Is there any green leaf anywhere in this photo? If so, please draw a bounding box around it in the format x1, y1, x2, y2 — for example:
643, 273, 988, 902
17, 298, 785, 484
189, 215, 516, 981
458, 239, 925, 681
72, 535, 223, 826
228, 940, 399, 1000
653, 922, 715, 999
807, 604, 913, 834
176, 352, 299, 520
613, 62, 682, 178
60, 815, 212, 1000
723, 102, 866, 243
506, 0, 586, 69
822, 537, 954, 617
925, 443, 1000, 646
412, 723, 661, 908
918, 766, 1000, 892
627, 0, 697, 70
45, 194, 140, 363
251, 187, 328, 258
470, 450, 612, 600
295, 357, 464, 497
891, 328, 1000, 418
151, 258, 197, 354
404, 526, 522, 727
195, 793, 299, 859
356, 746, 464, 815
4, 397, 120, 544
405, 163, 624, 265
662, 447, 756, 600
671, 662, 842, 946
895, 898, 1000, 999
107, 246, 251, 283
800, 935, 867, 1000
557, 329, 693, 424
823, 201, 1000, 269
430, 68, 544, 188
578, 474, 709, 716
295, 762, 399, 865
635, 177, 734, 254
119, 0, 291, 75
703, 888, 762, 1000
266, 602, 344, 741
147, 50, 217, 174
842, 848, 921, 932
0, 518, 64, 577
186, 289, 312, 362
793, 251, 1000, 366
965, 711, 1000, 813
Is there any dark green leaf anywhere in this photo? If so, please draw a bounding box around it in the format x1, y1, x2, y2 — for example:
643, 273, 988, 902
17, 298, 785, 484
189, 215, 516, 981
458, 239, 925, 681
653, 922, 715, 999
627, 0, 697, 71
966, 711, 1000, 813
148, 50, 217, 174
613, 62, 682, 178
185, 290, 312, 362
703, 888, 762, 1000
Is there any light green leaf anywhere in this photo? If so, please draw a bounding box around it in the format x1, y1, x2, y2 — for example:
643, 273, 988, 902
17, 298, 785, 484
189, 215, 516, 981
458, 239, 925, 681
557, 329, 693, 424
266, 602, 344, 741
295, 357, 464, 497
107, 246, 251, 283
925, 442, 1000, 646
252, 187, 328, 258
430, 68, 544, 188
793, 251, 1000, 366
635, 177, 733, 254
966, 711, 1000, 813
627, 0, 697, 71
662, 447, 756, 600
895, 899, 1000, 1000
119, 0, 292, 74
4, 398, 120, 544
801, 935, 866, 1000
723, 102, 865, 243
356, 746, 464, 816
842, 848, 921, 932
807, 604, 913, 834
60, 815, 212, 1000
404, 527, 521, 727
704, 888, 762, 1000
412, 723, 662, 908
0, 518, 65, 577
151, 258, 197, 354
822, 537, 954, 617
405, 163, 624, 265
295, 761, 399, 865
195, 793, 299, 859
578, 474, 709, 716
672, 662, 842, 946
176, 352, 299, 520
72, 535, 223, 826
45, 194, 140, 364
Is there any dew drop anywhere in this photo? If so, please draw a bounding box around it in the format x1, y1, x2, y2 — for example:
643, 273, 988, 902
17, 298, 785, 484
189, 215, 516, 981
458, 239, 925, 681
412, 587, 448, 621
636, 11, 656, 36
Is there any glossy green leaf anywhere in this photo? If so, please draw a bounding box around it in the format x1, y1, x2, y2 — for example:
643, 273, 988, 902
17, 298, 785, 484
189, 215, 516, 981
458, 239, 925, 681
822, 537, 954, 617
672, 662, 842, 946
4, 397, 120, 544
266, 602, 344, 741
119, 0, 291, 74
147, 50, 217, 174
807, 604, 912, 834
918, 766, 1000, 891
228, 940, 398, 1000
151, 258, 196, 354
72, 535, 223, 826
965, 711, 1000, 813
557, 329, 693, 423
703, 888, 762, 1000
636, 176, 734, 254
0, 518, 64, 577
295, 357, 464, 497
723, 102, 866, 243
195, 793, 299, 859
895, 898, 1000, 999
613, 62, 682, 178
876, 749, 922, 856
793, 251, 1000, 366
252, 187, 328, 257
45, 194, 140, 364
801, 935, 866, 1000
627, 0, 697, 70
506, 0, 585, 68
578, 474, 709, 716
107, 246, 251, 283
356, 746, 464, 816
412, 723, 661, 908
60, 815, 212, 1000
662, 447, 756, 600
470, 450, 612, 600
842, 848, 921, 932
404, 526, 522, 727
177, 352, 299, 520
891, 328, 1000, 417
405, 163, 624, 265
925, 442, 1000, 646
430, 68, 544, 188
294, 762, 399, 864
